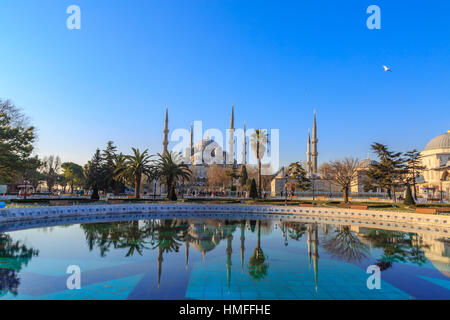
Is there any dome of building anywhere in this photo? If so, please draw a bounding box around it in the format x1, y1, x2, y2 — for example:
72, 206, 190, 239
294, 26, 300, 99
358, 159, 377, 169
425, 130, 450, 151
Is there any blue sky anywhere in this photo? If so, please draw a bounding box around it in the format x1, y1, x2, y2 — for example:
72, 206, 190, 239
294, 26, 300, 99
0, 0, 449, 166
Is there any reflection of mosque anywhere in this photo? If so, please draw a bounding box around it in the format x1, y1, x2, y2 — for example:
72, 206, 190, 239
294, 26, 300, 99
155, 220, 324, 292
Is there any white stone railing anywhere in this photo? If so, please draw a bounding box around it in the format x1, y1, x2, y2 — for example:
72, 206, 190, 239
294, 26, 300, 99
0, 204, 448, 235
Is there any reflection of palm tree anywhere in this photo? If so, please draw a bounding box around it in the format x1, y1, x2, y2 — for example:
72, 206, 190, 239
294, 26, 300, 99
0, 234, 39, 296
152, 220, 187, 287
287, 222, 307, 241
248, 221, 269, 280
322, 226, 369, 263
116, 221, 150, 257
81, 221, 151, 258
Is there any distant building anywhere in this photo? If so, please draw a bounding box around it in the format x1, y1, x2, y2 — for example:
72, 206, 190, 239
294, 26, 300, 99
417, 130, 450, 199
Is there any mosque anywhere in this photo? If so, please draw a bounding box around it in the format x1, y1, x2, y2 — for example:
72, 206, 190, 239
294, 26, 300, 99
160, 104, 248, 190
417, 130, 450, 199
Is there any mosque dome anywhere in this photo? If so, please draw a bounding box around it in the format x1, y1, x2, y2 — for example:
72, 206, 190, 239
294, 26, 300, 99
358, 159, 377, 169
425, 130, 450, 151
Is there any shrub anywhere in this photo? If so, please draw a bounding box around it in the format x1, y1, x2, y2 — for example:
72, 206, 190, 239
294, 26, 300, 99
404, 183, 415, 206
250, 179, 258, 199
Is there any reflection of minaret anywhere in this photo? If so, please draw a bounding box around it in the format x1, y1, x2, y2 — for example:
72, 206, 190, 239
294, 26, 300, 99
306, 129, 312, 175
312, 224, 319, 293
157, 246, 163, 288
240, 222, 245, 272
226, 234, 233, 293
242, 121, 247, 165
227, 104, 235, 165
312, 111, 318, 174
185, 238, 190, 271
307, 225, 312, 268
162, 105, 169, 154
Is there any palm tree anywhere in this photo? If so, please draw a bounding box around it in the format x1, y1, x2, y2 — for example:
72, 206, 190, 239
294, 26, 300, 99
250, 129, 269, 198
155, 152, 191, 200
115, 148, 155, 199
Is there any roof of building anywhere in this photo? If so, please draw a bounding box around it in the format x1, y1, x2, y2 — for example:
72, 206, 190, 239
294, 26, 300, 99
425, 130, 450, 151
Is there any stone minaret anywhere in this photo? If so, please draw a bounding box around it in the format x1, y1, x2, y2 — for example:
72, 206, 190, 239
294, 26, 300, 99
190, 123, 194, 156
227, 104, 235, 165
306, 129, 312, 175
162, 105, 169, 154
312, 111, 318, 174
242, 121, 247, 165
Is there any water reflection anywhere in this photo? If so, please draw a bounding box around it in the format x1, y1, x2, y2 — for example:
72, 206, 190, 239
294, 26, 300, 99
322, 226, 369, 263
361, 230, 428, 271
1, 218, 449, 299
0, 234, 39, 297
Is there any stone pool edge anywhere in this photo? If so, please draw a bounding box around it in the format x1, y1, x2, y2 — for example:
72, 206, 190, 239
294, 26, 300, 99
1, 203, 448, 230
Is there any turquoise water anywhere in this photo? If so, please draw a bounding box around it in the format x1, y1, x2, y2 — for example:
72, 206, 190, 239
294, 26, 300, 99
0, 218, 449, 300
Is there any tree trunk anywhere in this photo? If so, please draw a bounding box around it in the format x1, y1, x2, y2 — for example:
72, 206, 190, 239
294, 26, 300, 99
91, 187, 100, 200
135, 174, 141, 199
343, 186, 349, 203
258, 159, 262, 199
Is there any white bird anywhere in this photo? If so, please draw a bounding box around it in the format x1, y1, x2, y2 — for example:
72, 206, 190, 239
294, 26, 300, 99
383, 65, 392, 72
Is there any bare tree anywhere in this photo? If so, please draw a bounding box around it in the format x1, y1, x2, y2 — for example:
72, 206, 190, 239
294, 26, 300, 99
206, 165, 229, 189
320, 158, 360, 203
41, 155, 62, 193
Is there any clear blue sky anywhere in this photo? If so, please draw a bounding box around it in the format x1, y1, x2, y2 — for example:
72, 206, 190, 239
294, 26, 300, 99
1, 0, 449, 166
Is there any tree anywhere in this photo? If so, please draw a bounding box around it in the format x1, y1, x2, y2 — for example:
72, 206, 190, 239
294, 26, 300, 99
404, 149, 425, 200
21, 156, 42, 195
155, 152, 191, 199
225, 165, 240, 191
84, 149, 105, 200
320, 158, 360, 203
41, 155, 61, 193
404, 183, 415, 206
249, 179, 258, 199
0, 99, 37, 183
114, 148, 155, 199
286, 162, 311, 193
61, 162, 84, 194
240, 165, 248, 189
206, 165, 228, 189
367, 143, 407, 201
102, 141, 123, 195
250, 129, 269, 198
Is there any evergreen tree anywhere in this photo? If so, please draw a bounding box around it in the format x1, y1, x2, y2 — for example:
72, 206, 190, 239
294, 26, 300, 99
249, 179, 258, 199
404, 149, 425, 200
366, 143, 407, 201
404, 183, 415, 206
84, 149, 105, 200
240, 165, 248, 188
0, 99, 37, 182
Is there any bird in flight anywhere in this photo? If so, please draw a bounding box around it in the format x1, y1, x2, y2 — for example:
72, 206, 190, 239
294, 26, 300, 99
382, 65, 392, 72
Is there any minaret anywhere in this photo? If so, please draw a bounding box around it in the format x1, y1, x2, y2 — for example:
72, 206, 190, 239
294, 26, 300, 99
162, 105, 169, 154
312, 111, 318, 174
227, 104, 235, 165
306, 129, 312, 175
190, 123, 194, 156
242, 121, 247, 165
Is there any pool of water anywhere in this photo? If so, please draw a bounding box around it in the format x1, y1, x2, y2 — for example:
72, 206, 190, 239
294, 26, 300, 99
0, 216, 449, 300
